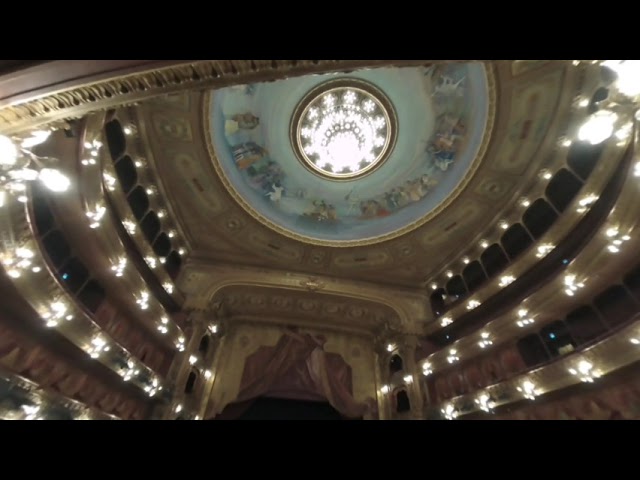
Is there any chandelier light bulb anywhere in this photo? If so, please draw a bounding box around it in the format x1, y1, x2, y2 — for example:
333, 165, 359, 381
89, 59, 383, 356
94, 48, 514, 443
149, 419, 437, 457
293, 79, 396, 179
578, 110, 617, 145
38, 168, 70, 192
21, 130, 51, 149
0, 135, 18, 167
603, 60, 640, 97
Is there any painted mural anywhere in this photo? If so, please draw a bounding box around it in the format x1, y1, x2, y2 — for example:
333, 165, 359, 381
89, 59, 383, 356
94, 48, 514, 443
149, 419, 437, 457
210, 63, 490, 243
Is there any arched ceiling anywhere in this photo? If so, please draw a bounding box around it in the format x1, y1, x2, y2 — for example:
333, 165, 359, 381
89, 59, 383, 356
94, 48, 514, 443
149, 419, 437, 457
207, 63, 492, 245
134, 60, 581, 288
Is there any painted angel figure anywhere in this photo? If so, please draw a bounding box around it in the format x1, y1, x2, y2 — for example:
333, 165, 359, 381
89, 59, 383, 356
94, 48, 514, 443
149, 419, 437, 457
265, 184, 285, 203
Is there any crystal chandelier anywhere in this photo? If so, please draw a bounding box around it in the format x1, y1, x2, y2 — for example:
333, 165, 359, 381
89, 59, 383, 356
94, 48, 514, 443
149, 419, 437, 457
292, 78, 397, 180
576, 60, 640, 146
0, 130, 70, 207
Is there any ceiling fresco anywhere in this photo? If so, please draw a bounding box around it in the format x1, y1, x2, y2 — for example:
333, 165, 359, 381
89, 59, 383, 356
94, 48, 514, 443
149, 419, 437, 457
136, 60, 579, 287
207, 63, 492, 245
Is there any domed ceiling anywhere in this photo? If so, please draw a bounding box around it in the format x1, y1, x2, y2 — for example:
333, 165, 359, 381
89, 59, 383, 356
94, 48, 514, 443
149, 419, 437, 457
207, 63, 494, 245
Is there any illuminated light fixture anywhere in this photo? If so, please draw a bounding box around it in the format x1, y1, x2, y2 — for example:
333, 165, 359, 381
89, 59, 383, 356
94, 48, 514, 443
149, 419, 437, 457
168, 230, 176, 238
136, 291, 150, 310
159, 257, 166, 264
208, 324, 218, 334
430, 282, 438, 290
630, 338, 640, 345
440, 316, 453, 327
157, 210, 166, 219
499, 275, 515, 287
462, 257, 470, 265
536, 244, 554, 258
174, 404, 183, 413
499, 220, 509, 230
578, 110, 618, 145
517, 379, 540, 400
564, 274, 585, 296
380, 385, 390, 395
87, 335, 110, 359
635, 162, 640, 177
162, 282, 174, 294
22, 404, 42, 420
447, 349, 459, 364
161, 316, 169, 325
123, 125, 136, 136
386, 343, 395, 352
292, 78, 396, 179
111, 257, 127, 277
615, 122, 633, 141
478, 331, 493, 349
145, 256, 157, 269
516, 318, 535, 327
189, 355, 198, 365
204, 370, 213, 380
445, 270, 453, 278
86, 205, 106, 229
422, 362, 433, 376
441, 403, 458, 420
601, 60, 640, 97
606, 227, 619, 237
403, 375, 414, 384
134, 159, 144, 168
157, 325, 168, 334
480, 240, 489, 249
578, 98, 589, 108
40, 300, 71, 327
573, 60, 581, 66
1, 246, 38, 279
0, 131, 70, 205
467, 300, 481, 310
145, 186, 155, 195
608, 245, 620, 253
178, 248, 186, 256
475, 393, 495, 413
520, 197, 531, 207
539, 169, 553, 180
123, 220, 137, 234
568, 360, 601, 383
622, 235, 631, 241
103, 172, 117, 191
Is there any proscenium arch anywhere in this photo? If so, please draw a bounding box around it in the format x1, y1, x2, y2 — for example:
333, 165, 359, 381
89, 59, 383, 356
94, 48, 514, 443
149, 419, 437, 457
178, 262, 429, 333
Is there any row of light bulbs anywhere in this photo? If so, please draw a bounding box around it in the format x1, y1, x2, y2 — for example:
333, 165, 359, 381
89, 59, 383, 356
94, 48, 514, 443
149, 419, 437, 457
428, 60, 639, 325
440, 358, 600, 419
106, 123, 189, 295
80, 130, 187, 348
0, 135, 169, 398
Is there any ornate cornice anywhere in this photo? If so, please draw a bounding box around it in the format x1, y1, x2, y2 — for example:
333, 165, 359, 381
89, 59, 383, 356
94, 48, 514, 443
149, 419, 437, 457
0, 60, 469, 135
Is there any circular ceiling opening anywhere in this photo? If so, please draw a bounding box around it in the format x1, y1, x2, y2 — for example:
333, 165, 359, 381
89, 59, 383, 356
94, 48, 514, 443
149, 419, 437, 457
290, 78, 397, 181
208, 63, 494, 245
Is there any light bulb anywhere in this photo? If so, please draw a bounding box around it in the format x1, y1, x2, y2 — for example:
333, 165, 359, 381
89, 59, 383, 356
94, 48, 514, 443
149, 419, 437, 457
0, 135, 18, 167
578, 111, 617, 145
38, 169, 70, 192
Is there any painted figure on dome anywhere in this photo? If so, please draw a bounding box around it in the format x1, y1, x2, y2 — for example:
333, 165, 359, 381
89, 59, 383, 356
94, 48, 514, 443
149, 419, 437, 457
232, 142, 269, 170
225, 112, 260, 135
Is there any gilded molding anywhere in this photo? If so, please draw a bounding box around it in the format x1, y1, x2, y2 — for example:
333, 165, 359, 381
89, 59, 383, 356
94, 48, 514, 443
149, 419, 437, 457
178, 260, 429, 334
0, 60, 470, 135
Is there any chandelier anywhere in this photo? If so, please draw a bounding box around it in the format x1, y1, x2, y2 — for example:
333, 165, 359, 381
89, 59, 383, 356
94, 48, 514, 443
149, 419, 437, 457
0, 130, 70, 207
577, 61, 640, 146
291, 78, 397, 180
